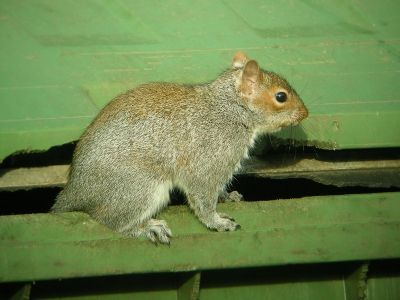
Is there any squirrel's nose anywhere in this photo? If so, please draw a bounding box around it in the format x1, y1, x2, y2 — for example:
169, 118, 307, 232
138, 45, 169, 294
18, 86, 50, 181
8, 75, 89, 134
299, 106, 308, 121
292, 106, 308, 124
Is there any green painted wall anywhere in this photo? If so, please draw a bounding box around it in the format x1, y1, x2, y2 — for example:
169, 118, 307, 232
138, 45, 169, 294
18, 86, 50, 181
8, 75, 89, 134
1, 1, 400, 161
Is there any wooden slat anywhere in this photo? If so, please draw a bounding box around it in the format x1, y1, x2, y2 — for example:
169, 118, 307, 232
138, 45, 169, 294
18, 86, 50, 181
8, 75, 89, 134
1, 149, 400, 190
1, 192, 399, 282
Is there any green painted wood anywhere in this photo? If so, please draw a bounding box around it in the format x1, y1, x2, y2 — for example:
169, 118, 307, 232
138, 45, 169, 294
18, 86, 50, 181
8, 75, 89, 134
365, 260, 400, 300
177, 272, 201, 300
8, 284, 31, 300
343, 262, 369, 300
0, 192, 399, 283
27, 273, 179, 300
1, 0, 400, 161
200, 264, 355, 300
1, 263, 381, 300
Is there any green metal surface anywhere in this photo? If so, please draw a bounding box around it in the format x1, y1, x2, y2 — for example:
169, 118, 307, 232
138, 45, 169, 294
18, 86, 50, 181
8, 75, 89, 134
1, 0, 400, 161
1, 192, 399, 283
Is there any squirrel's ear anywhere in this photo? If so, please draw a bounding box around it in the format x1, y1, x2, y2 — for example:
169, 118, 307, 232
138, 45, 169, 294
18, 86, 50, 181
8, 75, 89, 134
240, 60, 261, 97
231, 51, 249, 68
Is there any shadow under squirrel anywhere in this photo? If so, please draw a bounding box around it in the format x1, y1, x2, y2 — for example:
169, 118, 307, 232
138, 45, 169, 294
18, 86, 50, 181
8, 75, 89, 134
51, 51, 308, 244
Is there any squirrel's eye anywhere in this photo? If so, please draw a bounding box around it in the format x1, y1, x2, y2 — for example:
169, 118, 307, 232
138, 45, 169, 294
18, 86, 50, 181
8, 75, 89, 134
275, 92, 287, 103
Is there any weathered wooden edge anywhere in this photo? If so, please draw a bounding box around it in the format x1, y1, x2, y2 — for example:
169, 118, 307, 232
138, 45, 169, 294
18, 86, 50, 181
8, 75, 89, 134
1, 192, 399, 282
2, 150, 400, 191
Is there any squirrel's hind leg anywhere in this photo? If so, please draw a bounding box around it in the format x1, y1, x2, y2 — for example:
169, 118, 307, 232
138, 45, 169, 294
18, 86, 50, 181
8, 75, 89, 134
120, 179, 173, 244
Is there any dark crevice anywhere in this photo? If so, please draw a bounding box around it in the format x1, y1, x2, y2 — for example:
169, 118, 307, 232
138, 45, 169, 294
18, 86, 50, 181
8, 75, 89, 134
1, 145, 399, 215
1, 178, 399, 216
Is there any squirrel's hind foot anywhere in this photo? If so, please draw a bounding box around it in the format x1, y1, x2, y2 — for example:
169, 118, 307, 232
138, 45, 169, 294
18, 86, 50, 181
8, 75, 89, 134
123, 218, 172, 245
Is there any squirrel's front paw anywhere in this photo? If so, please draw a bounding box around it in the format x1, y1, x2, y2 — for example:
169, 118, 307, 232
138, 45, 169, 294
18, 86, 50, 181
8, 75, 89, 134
208, 213, 241, 232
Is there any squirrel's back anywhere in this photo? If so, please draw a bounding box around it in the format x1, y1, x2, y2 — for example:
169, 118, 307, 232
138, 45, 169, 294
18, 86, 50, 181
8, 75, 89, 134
51, 74, 254, 212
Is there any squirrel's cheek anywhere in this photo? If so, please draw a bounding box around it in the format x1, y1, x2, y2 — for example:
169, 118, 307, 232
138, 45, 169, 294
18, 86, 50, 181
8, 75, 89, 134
252, 91, 279, 114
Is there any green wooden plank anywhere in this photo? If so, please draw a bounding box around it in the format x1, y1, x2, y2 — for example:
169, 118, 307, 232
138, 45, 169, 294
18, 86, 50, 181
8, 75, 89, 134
200, 265, 352, 300
0, 192, 399, 282
367, 260, 400, 300
25, 273, 179, 300
177, 272, 201, 300
1, 0, 400, 161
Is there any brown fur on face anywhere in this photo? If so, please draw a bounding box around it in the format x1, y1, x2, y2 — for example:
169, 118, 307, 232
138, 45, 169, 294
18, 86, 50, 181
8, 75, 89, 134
236, 59, 308, 131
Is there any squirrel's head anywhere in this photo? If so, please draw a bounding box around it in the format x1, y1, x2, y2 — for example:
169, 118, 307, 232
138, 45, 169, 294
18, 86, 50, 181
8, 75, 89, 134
232, 51, 308, 133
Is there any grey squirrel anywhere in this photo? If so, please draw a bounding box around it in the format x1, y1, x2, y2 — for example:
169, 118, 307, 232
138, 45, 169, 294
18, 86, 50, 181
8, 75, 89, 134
50, 51, 308, 244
